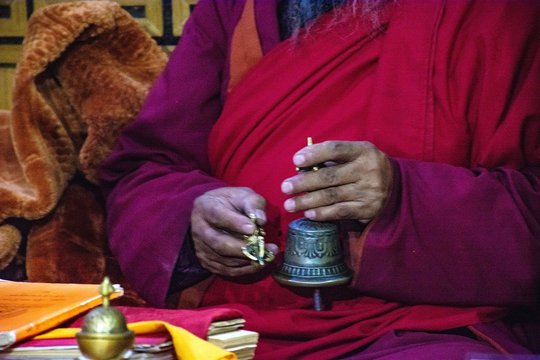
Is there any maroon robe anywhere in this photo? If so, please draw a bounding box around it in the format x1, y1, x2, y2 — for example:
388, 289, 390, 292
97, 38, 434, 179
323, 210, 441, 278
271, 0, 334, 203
100, 0, 540, 358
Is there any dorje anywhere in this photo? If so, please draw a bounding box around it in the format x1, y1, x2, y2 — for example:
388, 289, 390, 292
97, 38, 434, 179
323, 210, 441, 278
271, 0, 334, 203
242, 213, 275, 266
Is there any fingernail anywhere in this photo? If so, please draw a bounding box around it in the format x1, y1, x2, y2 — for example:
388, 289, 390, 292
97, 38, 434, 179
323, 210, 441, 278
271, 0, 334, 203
284, 199, 295, 212
293, 154, 305, 166
281, 181, 293, 194
255, 209, 266, 223
242, 223, 255, 234
305, 210, 316, 219
267, 244, 279, 254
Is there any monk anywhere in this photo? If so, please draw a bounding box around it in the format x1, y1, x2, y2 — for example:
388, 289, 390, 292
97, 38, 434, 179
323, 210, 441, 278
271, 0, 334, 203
100, 0, 540, 358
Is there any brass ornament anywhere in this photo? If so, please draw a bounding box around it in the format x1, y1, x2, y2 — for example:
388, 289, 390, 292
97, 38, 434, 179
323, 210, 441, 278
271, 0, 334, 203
76, 277, 134, 360
241, 213, 275, 266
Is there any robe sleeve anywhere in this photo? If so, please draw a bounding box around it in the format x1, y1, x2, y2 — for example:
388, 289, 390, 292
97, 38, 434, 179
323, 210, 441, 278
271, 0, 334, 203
355, 0, 540, 309
99, 0, 233, 307
356, 160, 540, 308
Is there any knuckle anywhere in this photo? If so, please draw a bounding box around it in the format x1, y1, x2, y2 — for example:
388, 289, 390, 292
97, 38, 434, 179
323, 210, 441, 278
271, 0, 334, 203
246, 192, 265, 207
222, 258, 238, 267
197, 256, 213, 271
212, 240, 229, 255
320, 168, 339, 186
228, 267, 245, 277
201, 263, 213, 273
371, 177, 387, 195
336, 204, 357, 219
201, 227, 214, 241
191, 228, 202, 241
237, 186, 251, 195
351, 184, 364, 199
193, 195, 206, 209
362, 140, 375, 148
324, 140, 345, 154
209, 263, 227, 275
194, 246, 204, 258
207, 205, 222, 221
322, 187, 339, 203
357, 197, 383, 220
235, 265, 258, 276
190, 224, 205, 241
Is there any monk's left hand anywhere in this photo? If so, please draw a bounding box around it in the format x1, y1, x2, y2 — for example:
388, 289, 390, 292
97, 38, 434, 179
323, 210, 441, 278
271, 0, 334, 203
281, 140, 393, 222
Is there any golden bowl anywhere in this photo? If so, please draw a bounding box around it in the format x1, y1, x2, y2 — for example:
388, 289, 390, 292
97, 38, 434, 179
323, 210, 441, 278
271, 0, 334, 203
76, 331, 134, 360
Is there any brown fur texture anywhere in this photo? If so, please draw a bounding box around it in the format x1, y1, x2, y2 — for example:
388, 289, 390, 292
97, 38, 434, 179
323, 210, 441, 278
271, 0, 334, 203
0, 1, 168, 305
0, 109, 22, 270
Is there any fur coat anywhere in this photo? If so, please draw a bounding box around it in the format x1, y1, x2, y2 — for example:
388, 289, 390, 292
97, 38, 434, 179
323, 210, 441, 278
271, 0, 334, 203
0, 1, 168, 304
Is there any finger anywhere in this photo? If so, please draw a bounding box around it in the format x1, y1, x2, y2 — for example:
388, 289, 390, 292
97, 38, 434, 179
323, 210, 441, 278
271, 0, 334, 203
284, 183, 361, 212
202, 206, 256, 235
203, 190, 266, 233
265, 243, 279, 256
283, 152, 389, 195
192, 220, 249, 258
303, 200, 382, 222
199, 241, 279, 270
202, 261, 262, 277
282, 164, 355, 195
195, 239, 252, 267
293, 141, 372, 169
231, 190, 267, 226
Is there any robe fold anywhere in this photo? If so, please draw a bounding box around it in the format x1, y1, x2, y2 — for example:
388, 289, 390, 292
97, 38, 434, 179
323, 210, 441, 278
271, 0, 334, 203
100, 0, 540, 357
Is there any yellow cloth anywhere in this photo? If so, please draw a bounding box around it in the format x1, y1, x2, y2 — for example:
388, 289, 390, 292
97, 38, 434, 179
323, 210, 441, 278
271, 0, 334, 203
35, 321, 237, 360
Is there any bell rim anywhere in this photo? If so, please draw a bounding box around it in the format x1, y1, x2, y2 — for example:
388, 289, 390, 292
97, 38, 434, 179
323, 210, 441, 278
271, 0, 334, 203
273, 271, 352, 288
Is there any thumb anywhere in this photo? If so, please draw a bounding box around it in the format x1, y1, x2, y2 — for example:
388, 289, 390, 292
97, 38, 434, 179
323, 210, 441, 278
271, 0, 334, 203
265, 243, 279, 255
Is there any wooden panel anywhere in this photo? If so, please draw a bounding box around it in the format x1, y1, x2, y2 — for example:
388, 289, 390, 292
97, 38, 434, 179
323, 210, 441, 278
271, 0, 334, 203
0, 0, 27, 37
172, 0, 198, 36
34, 0, 164, 36
0, 67, 15, 109
33, 0, 71, 7
0, 43, 21, 63
0, 44, 21, 109
116, 0, 163, 37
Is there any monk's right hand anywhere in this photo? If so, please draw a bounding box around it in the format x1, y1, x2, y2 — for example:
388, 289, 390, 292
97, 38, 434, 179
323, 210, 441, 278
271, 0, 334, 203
191, 187, 278, 277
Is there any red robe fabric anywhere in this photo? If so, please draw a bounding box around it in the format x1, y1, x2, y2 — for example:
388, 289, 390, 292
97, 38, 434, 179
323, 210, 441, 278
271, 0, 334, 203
204, 0, 539, 358
100, 0, 540, 358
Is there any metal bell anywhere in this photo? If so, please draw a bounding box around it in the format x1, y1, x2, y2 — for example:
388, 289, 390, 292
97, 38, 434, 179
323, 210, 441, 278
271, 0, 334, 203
273, 218, 352, 288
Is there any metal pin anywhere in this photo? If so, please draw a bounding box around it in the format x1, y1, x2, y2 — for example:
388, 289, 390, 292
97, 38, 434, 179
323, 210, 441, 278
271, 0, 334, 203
313, 288, 322, 311
307, 137, 320, 171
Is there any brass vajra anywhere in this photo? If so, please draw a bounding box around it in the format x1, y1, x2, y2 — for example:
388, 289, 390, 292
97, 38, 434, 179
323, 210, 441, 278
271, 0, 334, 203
242, 214, 275, 266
